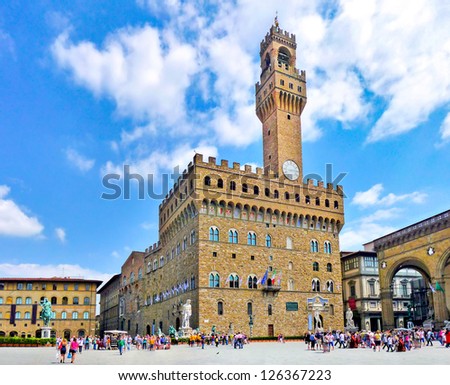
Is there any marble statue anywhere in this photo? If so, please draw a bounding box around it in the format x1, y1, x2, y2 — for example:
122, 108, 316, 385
346, 307, 355, 328
314, 310, 322, 329
182, 299, 192, 329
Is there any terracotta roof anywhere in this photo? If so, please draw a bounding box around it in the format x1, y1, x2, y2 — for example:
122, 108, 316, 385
0, 277, 103, 285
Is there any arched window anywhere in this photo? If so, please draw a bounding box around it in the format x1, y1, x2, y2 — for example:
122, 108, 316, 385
209, 273, 220, 288
61, 311, 67, 320
248, 275, 258, 289
274, 190, 279, 199
265, 188, 270, 197
83, 311, 89, 319
72, 311, 79, 319
326, 280, 334, 293
254, 186, 259, 195
25, 297, 32, 304
16, 297, 22, 304
334, 200, 339, 209
288, 278, 294, 291
217, 178, 223, 188
266, 234, 272, 247
315, 197, 320, 206
183, 236, 188, 250
24, 311, 31, 319
268, 304, 273, 316
247, 232, 257, 246
230, 181, 236, 191
285, 192, 290, 200
310, 240, 319, 252
209, 226, 219, 242
73, 297, 79, 305
295, 194, 300, 202
130, 272, 135, 284
62, 297, 68, 305
190, 230, 196, 244
278, 48, 290, 69
324, 241, 332, 254
247, 302, 253, 315
204, 176, 211, 186
15, 311, 21, 319
312, 278, 320, 292
327, 263, 333, 272
242, 183, 248, 193
228, 229, 238, 244
313, 262, 319, 272
305, 195, 310, 204
229, 274, 239, 288
218, 301, 224, 315
288, 261, 293, 270
286, 237, 293, 249
325, 199, 330, 208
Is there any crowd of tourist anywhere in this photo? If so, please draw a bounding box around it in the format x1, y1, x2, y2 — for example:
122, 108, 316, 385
304, 327, 450, 352
54, 326, 449, 362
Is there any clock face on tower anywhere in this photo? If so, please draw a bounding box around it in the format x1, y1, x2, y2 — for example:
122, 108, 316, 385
282, 160, 300, 180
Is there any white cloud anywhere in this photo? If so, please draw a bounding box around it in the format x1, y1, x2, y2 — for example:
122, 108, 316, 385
0, 29, 15, 58
55, 227, 66, 243
352, 183, 427, 208
52, 25, 198, 127
52, 0, 450, 151
0, 263, 112, 283
101, 142, 218, 181
0, 185, 44, 237
340, 221, 397, 250
66, 148, 95, 172
439, 112, 450, 142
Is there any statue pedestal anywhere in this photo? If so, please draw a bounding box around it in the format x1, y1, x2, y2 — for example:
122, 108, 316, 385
344, 326, 359, 333
182, 326, 192, 337
41, 326, 52, 339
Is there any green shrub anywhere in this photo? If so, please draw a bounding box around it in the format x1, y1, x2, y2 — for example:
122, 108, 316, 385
0, 337, 56, 345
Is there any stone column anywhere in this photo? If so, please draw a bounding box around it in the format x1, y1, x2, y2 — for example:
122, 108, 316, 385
380, 288, 394, 330
431, 288, 448, 328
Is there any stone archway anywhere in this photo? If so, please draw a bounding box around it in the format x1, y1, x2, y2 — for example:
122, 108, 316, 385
380, 257, 431, 330
434, 246, 450, 323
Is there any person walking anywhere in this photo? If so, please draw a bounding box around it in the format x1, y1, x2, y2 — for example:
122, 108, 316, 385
59, 338, 68, 363
445, 329, 450, 348
426, 330, 434, 346
69, 337, 79, 363
118, 336, 125, 355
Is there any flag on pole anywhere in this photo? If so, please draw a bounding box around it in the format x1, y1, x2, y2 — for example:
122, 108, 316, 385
271, 269, 277, 279
428, 282, 436, 293
261, 270, 268, 285
435, 281, 444, 292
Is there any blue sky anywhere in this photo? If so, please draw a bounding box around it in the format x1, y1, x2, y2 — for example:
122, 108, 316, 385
0, 0, 449, 283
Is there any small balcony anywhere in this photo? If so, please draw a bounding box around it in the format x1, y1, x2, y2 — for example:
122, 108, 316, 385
261, 284, 281, 292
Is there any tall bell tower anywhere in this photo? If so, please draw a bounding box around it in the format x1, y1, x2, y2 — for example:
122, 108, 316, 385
255, 18, 307, 181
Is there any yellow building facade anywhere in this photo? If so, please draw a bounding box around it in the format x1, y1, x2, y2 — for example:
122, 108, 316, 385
0, 277, 102, 339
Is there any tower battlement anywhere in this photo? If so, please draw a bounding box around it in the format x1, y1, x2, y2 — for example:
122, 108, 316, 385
260, 25, 296, 54
159, 153, 344, 215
